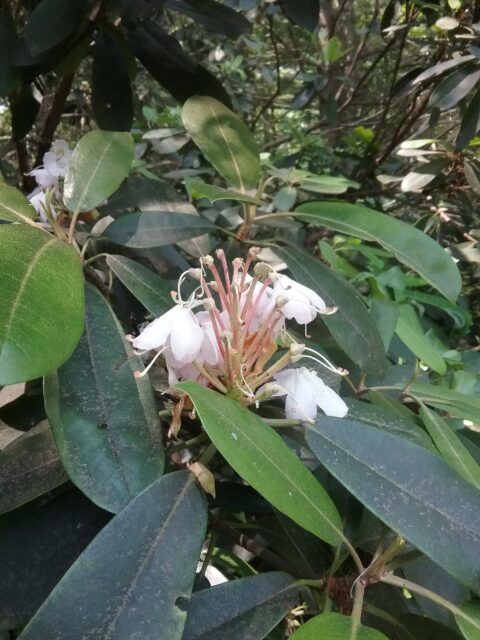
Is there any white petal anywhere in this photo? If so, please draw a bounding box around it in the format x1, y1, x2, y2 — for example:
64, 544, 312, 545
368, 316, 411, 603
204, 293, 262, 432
308, 371, 348, 418
132, 312, 172, 350
275, 368, 317, 421
201, 323, 221, 366
169, 308, 204, 363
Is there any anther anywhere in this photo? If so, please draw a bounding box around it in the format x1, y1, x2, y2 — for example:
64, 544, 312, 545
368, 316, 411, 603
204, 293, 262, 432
253, 262, 273, 281
200, 255, 214, 267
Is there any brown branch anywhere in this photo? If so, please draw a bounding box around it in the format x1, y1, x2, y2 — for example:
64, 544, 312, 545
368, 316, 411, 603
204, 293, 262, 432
34, 73, 74, 167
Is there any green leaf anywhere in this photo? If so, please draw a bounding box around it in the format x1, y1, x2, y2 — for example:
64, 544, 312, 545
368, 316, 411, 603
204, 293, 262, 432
280, 0, 320, 31
305, 418, 480, 593
182, 96, 260, 191
419, 404, 480, 489
0, 224, 84, 385
0, 490, 109, 630
429, 66, 480, 111
345, 398, 433, 449
455, 602, 480, 640
401, 159, 449, 192
278, 246, 386, 376
64, 130, 134, 213
407, 381, 480, 423
178, 382, 344, 547
290, 612, 388, 639
25, 0, 89, 56
295, 201, 462, 301
185, 177, 261, 204
0, 182, 37, 223
102, 211, 215, 248
395, 304, 447, 374
106, 255, 173, 316
44, 284, 164, 513
18, 471, 207, 640
300, 175, 359, 195
413, 56, 475, 85
0, 421, 67, 515
456, 84, 480, 149
274, 186, 297, 211
166, 0, 251, 38
183, 572, 299, 640
369, 298, 399, 350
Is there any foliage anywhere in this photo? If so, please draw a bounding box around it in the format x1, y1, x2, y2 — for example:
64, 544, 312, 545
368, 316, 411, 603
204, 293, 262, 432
1, 1, 480, 639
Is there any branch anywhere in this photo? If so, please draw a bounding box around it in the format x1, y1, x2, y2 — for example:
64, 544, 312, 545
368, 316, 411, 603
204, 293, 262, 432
34, 73, 74, 167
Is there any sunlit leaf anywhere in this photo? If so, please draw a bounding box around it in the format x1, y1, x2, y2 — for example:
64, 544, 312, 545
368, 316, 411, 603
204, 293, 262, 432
290, 612, 388, 639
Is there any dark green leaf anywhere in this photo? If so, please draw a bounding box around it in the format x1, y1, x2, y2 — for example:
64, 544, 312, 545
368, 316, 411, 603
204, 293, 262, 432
106, 255, 172, 316
306, 418, 480, 593
419, 403, 480, 489
395, 304, 447, 374
178, 382, 344, 547
44, 284, 164, 513
182, 96, 261, 191
185, 177, 261, 204
274, 186, 297, 211
407, 381, 480, 423
0, 225, 84, 385
290, 612, 388, 639
25, 0, 89, 56
413, 56, 475, 85
0, 491, 110, 629
278, 246, 386, 376
369, 298, 399, 350
295, 202, 461, 301
345, 399, 433, 449
165, 0, 251, 38
0, 183, 36, 223
92, 30, 133, 131
280, 0, 320, 31
456, 84, 480, 149
183, 573, 299, 640
102, 211, 214, 248
64, 130, 134, 213
429, 66, 480, 111
0, 421, 67, 515
0, 8, 20, 96
18, 471, 207, 640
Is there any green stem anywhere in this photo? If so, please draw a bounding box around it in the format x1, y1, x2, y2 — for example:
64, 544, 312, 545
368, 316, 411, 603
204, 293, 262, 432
198, 530, 217, 581
262, 418, 301, 428
254, 211, 295, 223
167, 432, 209, 455
83, 252, 109, 266
351, 581, 365, 640
198, 442, 217, 466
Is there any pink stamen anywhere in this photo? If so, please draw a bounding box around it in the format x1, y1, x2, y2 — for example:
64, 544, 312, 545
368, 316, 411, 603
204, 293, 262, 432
209, 262, 231, 313
243, 277, 272, 337
216, 249, 231, 296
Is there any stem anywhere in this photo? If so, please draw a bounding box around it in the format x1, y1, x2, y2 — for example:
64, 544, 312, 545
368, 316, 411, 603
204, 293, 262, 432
167, 432, 208, 455
380, 573, 464, 619
262, 418, 301, 427
198, 531, 217, 581
67, 209, 81, 244
198, 442, 217, 466
351, 581, 365, 640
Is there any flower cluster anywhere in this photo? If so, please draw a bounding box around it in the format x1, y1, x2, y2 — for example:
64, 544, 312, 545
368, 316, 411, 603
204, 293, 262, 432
133, 249, 348, 424
28, 140, 72, 221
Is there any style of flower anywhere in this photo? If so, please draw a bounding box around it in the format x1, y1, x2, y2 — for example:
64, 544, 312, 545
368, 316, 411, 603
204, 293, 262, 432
133, 248, 348, 425
27, 140, 72, 221
269, 367, 348, 422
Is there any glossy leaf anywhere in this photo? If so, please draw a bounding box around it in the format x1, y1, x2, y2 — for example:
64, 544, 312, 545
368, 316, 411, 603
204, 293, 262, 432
183, 572, 299, 640
395, 304, 447, 374
278, 246, 386, 376
413, 56, 475, 84
0, 224, 84, 385
0, 183, 36, 223
178, 382, 344, 546
300, 175, 359, 195
18, 471, 207, 640
280, 0, 320, 31
369, 298, 399, 350
102, 211, 215, 248
295, 201, 461, 301
182, 96, 260, 191
106, 255, 172, 316
455, 602, 480, 640
429, 67, 480, 111
0, 491, 110, 629
290, 612, 388, 639
92, 30, 133, 131
165, 0, 251, 38
185, 177, 261, 204
306, 418, 480, 593
0, 421, 67, 515
44, 284, 164, 513
419, 403, 480, 489
25, 0, 89, 56
401, 159, 448, 192
456, 84, 480, 149
64, 130, 134, 213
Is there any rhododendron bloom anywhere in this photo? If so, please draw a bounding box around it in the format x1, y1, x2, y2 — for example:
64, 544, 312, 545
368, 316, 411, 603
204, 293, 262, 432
271, 367, 348, 421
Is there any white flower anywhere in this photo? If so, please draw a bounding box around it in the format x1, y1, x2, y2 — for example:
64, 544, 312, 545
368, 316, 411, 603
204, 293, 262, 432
195, 311, 222, 366
43, 140, 72, 177
27, 168, 59, 190
28, 187, 57, 222
272, 274, 328, 325
271, 367, 348, 421
133, 305, 204, 364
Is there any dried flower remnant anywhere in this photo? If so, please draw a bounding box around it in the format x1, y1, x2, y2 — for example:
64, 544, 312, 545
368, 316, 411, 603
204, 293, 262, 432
133, 248, 348, 424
